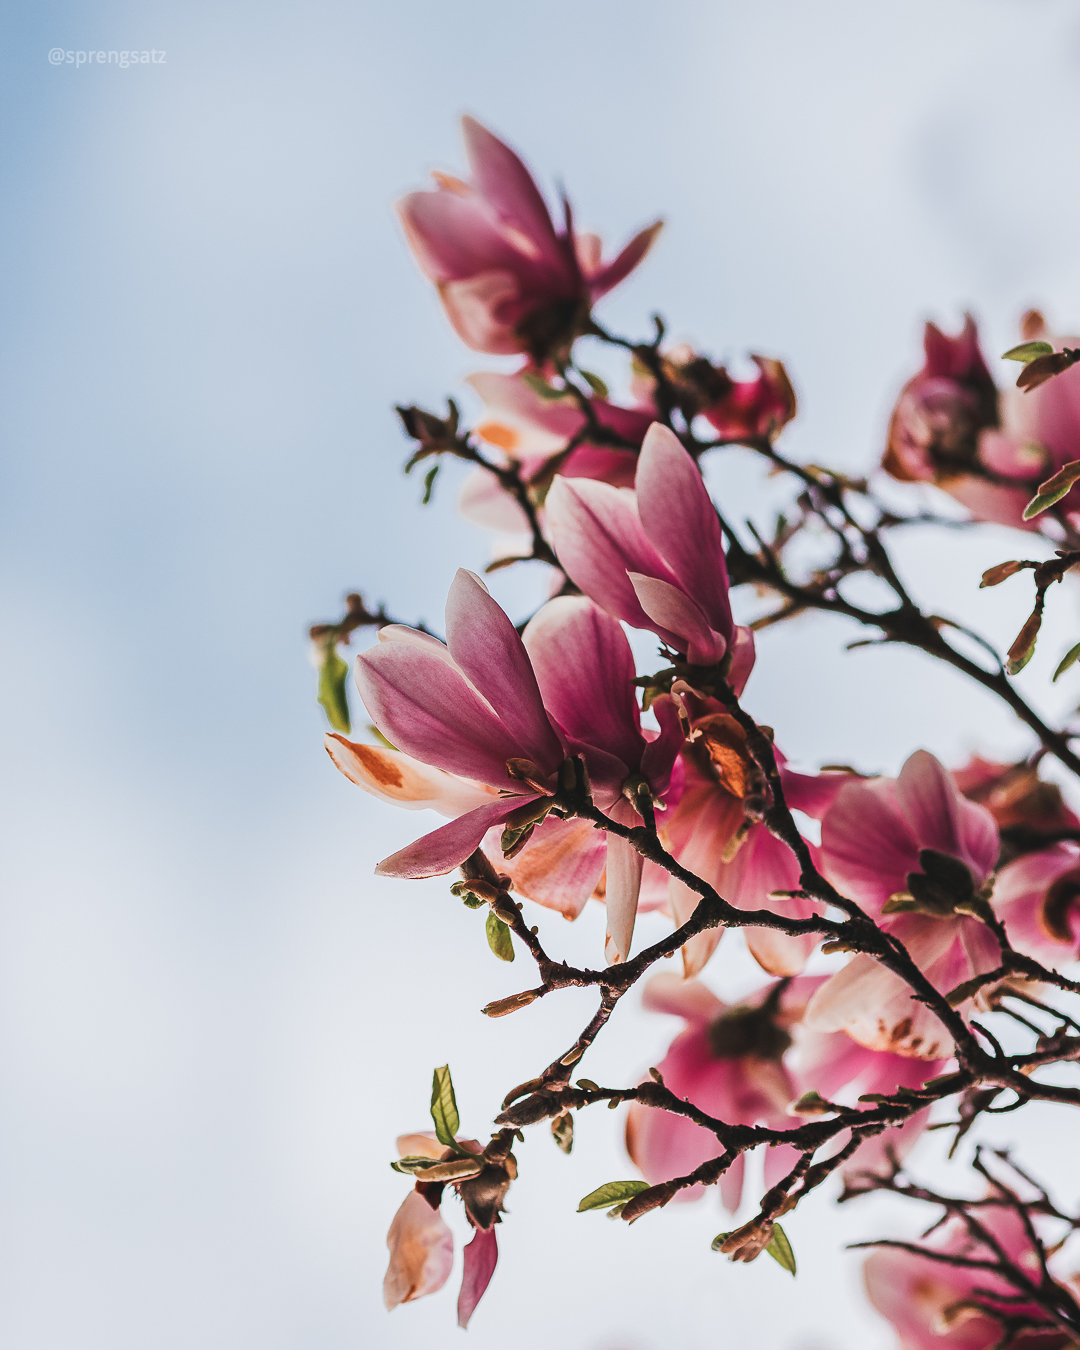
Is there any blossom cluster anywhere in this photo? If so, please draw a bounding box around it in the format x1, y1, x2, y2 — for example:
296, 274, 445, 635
317, 119, 1080, 1337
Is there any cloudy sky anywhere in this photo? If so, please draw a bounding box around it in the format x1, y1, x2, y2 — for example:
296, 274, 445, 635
4, 2, 1080, 1347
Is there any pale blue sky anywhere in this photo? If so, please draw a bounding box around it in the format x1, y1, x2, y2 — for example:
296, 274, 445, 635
4, 2, 1080, 1347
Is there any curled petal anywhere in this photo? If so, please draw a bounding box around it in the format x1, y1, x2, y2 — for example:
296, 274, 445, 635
384, 1191, 454, 1311
376, 797, 528, 879
457, 1226, 499, 1329
628, 572, 726, 666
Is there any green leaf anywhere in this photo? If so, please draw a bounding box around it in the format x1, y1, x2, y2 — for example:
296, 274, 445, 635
764, 1223, 797, 1276
485, 911, 515, 962
1022, 459, 1080, 520
1002, 340, 1054, 364
1053, 641, 1080, 682
579, 369, 610, 398
710, 1230, 732, 1252
522, 371, 569, 401
577, 1180, 649, 1212
317, 646, 351, 733
430, 1065, 461, 1150
421, 463, 439, 505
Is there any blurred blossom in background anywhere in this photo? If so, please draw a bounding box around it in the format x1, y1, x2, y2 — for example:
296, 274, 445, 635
4, 1, 1080, 1347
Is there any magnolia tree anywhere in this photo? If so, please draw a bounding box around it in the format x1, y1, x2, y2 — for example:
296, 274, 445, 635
310, 118, 1080, 1339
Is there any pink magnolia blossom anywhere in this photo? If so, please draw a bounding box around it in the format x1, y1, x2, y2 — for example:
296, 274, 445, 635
383, 1133, 502, 1328
624, 974, 803, 1212
659, 686, 850, 978
547, 422, 752, 675
954, 754, 1079, 834
864, 1206, 1071, 1350
993, 844, 1080, 966
806, 751, 1000, 1059
490, 596, 684, 962
334, 581, 683, 963
458, 370, 651, 535
883, 317, 1038, 530
397, 117, 661, 358
347, 569, 567, 879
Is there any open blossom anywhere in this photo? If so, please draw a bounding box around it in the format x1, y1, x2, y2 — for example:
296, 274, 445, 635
397, 117, 661, 359
806, 751, 1000, 1059
489, 596, 684, 962
547, 422, 752, 677
329, 581, 683, 963
384, 1132, 508, 1328
660, 685, 850, 977
625, 974, 803, 1212
954, 754, 1079, 835
883, 317, 1039, 529
458, 370, 651, 535
993, 845, 1080, 967
864, 1206, 1073, 1350
626, 975, 945, 1209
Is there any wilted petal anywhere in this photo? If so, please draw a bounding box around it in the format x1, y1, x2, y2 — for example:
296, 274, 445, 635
457, 1225, 499, 1329
384, 1190, 454, 1311
325, 734, 496, 816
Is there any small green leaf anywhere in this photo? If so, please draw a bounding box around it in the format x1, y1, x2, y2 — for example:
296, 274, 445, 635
579, 369, 610, 398
764, 1224, 797, 1275
1053, 641, 1080, 682
577, 1180, 649, 1212
485, 911, 515, 962
430, 1065, 461, 1151
317, 647, 350, 733
522, 371, 569, 401
1002, 340, 1054, 364
421, 463, 439, 505
710, 1230, 732, 1252
1022, 459, 1080, 520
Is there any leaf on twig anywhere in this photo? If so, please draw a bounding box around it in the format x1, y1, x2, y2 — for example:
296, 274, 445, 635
421, 463, 439, 504
316, 646, 351, 733
578, 369, 610, 398
485, 911, 515, 962
523, 372, 571, 401
1053, 641, 1080, 683
430, 1065, 462, 1151
577, 1180, 649, 1212
1002, 341, 1053, 364
764, 1224, 797, 1276
1006, 608, 1043, 676
1022, 460, 1080, 520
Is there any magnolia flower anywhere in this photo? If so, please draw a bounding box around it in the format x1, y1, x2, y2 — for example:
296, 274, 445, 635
864, 1206, 1071, 1350
330, 580, 683, 963
488, 596, 684, 962
458, 370, 651, 535
954, 755, 1079, 835
547, 423, 752, 676
993, 845, 1080, 966
624, 974, 803, 1212
806, 751, 1000, 1059
397, 117, 661, 358
384, 1132, 506, 1328
660, 686, 850, 977
883, 317, 1038, 530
